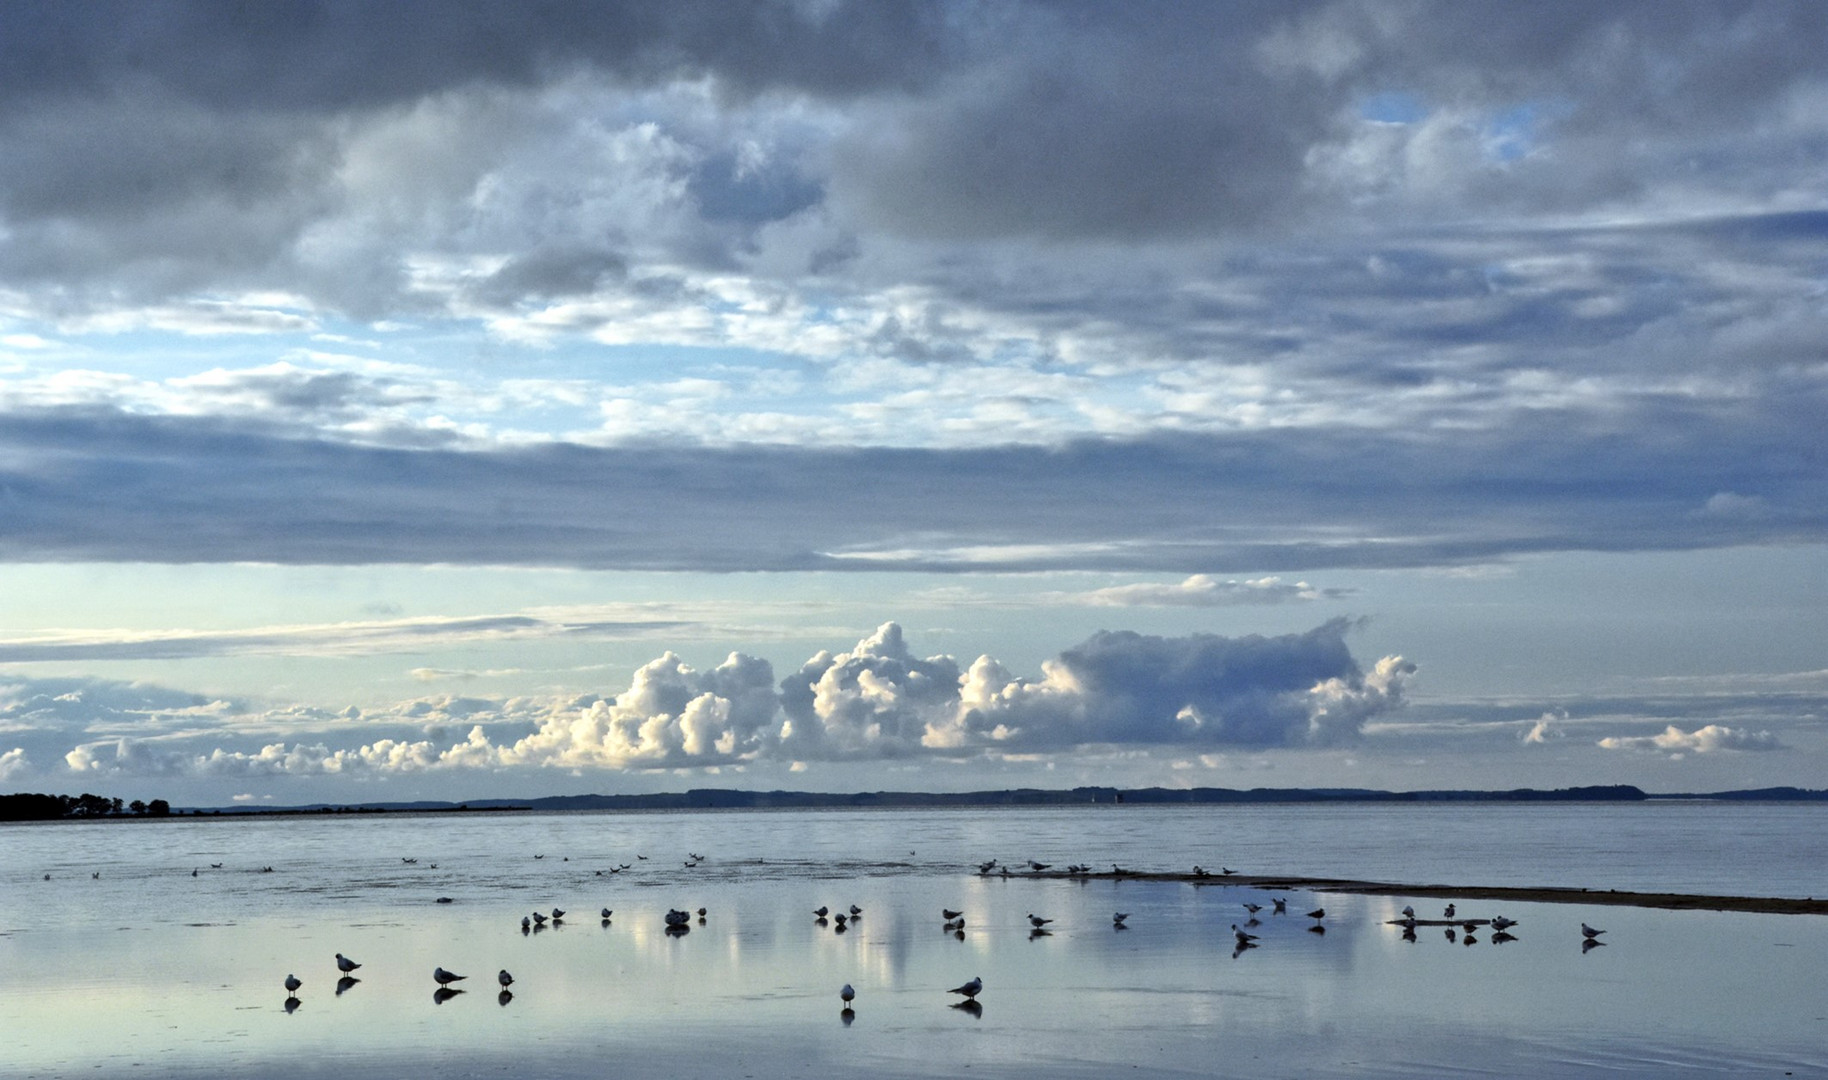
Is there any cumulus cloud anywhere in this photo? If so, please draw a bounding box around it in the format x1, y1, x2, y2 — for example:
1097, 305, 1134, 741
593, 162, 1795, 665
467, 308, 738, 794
0, 747, 27, 780
1598, 724, 1784, 754
1523, 710, 1568, 744
40, 621, 1414, 778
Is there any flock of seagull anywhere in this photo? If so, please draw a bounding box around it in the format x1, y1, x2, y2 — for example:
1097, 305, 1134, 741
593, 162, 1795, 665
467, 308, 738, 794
274, 852, 1615, 1014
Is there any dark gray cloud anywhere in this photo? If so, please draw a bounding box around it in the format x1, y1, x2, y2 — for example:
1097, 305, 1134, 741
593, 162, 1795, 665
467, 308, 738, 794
0, 403, 1821, 571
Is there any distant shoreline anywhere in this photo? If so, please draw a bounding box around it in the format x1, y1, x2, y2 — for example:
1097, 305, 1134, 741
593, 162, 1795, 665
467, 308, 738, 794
7, 782, 1826, 822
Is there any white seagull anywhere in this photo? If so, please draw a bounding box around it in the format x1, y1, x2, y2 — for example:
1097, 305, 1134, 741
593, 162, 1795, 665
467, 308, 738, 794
1231, 924, 1259, 944
1581, 922, 1606, 939
433, 967, 467, 986
1027, 914, 1053, 928
948, 976, 983, 999
335, 953, 361, 974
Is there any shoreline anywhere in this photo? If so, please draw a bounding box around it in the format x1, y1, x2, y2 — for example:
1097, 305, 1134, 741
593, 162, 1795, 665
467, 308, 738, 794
1027, 869, 1827, 914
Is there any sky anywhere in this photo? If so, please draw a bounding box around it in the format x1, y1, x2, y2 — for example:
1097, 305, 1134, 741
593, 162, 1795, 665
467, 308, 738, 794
1, 0, 1825, 806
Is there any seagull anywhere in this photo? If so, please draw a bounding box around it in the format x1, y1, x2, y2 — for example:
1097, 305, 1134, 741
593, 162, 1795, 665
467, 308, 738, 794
849, 905, 863, 916
696, 907, 707, 917
336, 953, 361, 974
840, 983, 855, 1007
1271, 897, 1287, 914
814, 906, 830, 918
1231, 924, 1259, 944
1029, 861, 1051, 871
498, 969, 514, 989
1581, 922, 1606, 939
1113, 912, 1129, 926
1443, 903, 1456, 918
977, 860, 997, 874
1491, 915, 1517, 931
531, 911, 547, 925
1401, 905, 1415, 918
1243, 902, 1262, 915
601, 907, 613, 919
551, 908, 565, 921
941, 908, 963, 920
284, 974, 302, 995
521, 916, 531, 930
1027, 914, 1053, 928
1306, 908, 1326, 921
434, 967, 467, 986
948, 976, 983, 999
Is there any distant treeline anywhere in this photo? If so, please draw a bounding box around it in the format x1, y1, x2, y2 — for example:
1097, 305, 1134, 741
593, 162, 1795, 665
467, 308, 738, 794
0, 792, 172, 821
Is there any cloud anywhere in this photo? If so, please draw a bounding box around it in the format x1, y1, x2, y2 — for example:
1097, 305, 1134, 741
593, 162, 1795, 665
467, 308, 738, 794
39, 621, 1413, 777
1, 411, 1822, 573
1523, 711, 1567, 744
1598, 724, 1784, 754
0, 611, 692, 663
1076, 575, 1348, 607
0, 747, 27, 780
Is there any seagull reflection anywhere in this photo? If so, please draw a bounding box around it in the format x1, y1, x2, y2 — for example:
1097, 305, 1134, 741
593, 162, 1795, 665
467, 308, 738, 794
434, 987, 464, 1004
498, 989, 513, 1007
1582, 937, 1606, 953
840, 1007, 856, 1026
1492, 931, 1517, 944
1463, 933, 1478, 945
1445, 927, 1457, 942
283, 996, 301, 1014
1307, 924, 1326, 935
336, 976, 359, 996
1401, 926, 1417, 942
950, 999, 983, 1018
1231, 941, 1258, 958
1028, 927, 1052, 939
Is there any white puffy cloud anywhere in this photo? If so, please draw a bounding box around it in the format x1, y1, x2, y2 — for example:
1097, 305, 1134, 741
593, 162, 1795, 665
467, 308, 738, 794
35, 621, 1415, 778
0, 747, 27, 780
1598, 724, 1784, 754
1523, 710, 1568, 744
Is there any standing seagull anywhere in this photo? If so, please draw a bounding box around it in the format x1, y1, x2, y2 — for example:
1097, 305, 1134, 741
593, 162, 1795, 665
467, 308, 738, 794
1443, 903, 1456, 919
841, 983, 856, 1007
1581, 922, 1606, 939
498, 969, 514, 989
1112, 912, 1129, 927
1306, 908, 1326, 921
433, 967, 467, 986
1027, 914, 1053, 929
284, 973, 302, 996
1271, 897, 1287, 914
948, 976, 983, 1000
335, 953, 361, 974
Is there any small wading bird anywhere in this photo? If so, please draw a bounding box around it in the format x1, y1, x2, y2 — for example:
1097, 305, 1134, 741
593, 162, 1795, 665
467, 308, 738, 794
948, 976, 983, 1000
498, 969, 514, 989
841, 983, 855, 1007
433, 967, 466, 986
284, 974, 301, 996
1443, 903, 1456, 919
336, 953, 361, 974
1307, 908, 1326, 921
1112, 912, 1129, 927
1271, 897, 1287, 914
1581, 922, 1606, 939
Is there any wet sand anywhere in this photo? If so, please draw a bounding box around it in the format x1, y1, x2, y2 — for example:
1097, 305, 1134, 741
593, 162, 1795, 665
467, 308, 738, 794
1030, 869, 1828, 914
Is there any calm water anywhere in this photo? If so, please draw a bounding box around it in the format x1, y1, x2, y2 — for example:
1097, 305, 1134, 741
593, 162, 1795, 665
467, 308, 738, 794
2, 803, 1825, 1078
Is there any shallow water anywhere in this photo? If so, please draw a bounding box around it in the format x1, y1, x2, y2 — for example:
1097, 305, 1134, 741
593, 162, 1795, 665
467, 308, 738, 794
2, 805, 1824, 1078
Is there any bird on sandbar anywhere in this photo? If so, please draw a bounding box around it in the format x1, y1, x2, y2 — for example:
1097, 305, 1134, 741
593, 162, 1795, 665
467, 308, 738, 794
1243, 902, 1262, 915
849, 905, 863, 916
1491, 915, 1517, 931
284, 973, 302, 995
1581, 922, 1606, 939
498, 969, 514, 989
1443, 903, 1456, 918
1401, 905, 1415, 918
941, 908, 963, 920
1231, 924, 1259, 945
1113, 912, 1129, 926
1029, 861, 1050, 871
840, 983, 855, 1007
336, 953, 361, 974
814, 905, 830, 918
531, 911, 548, 925
433, 967, 467, 986
1271, 897, 1287, 914
1027, 914, 1053, 929
601, 907, 613, 919
948, 976, 983, 999
1306, 908, 1326, 921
